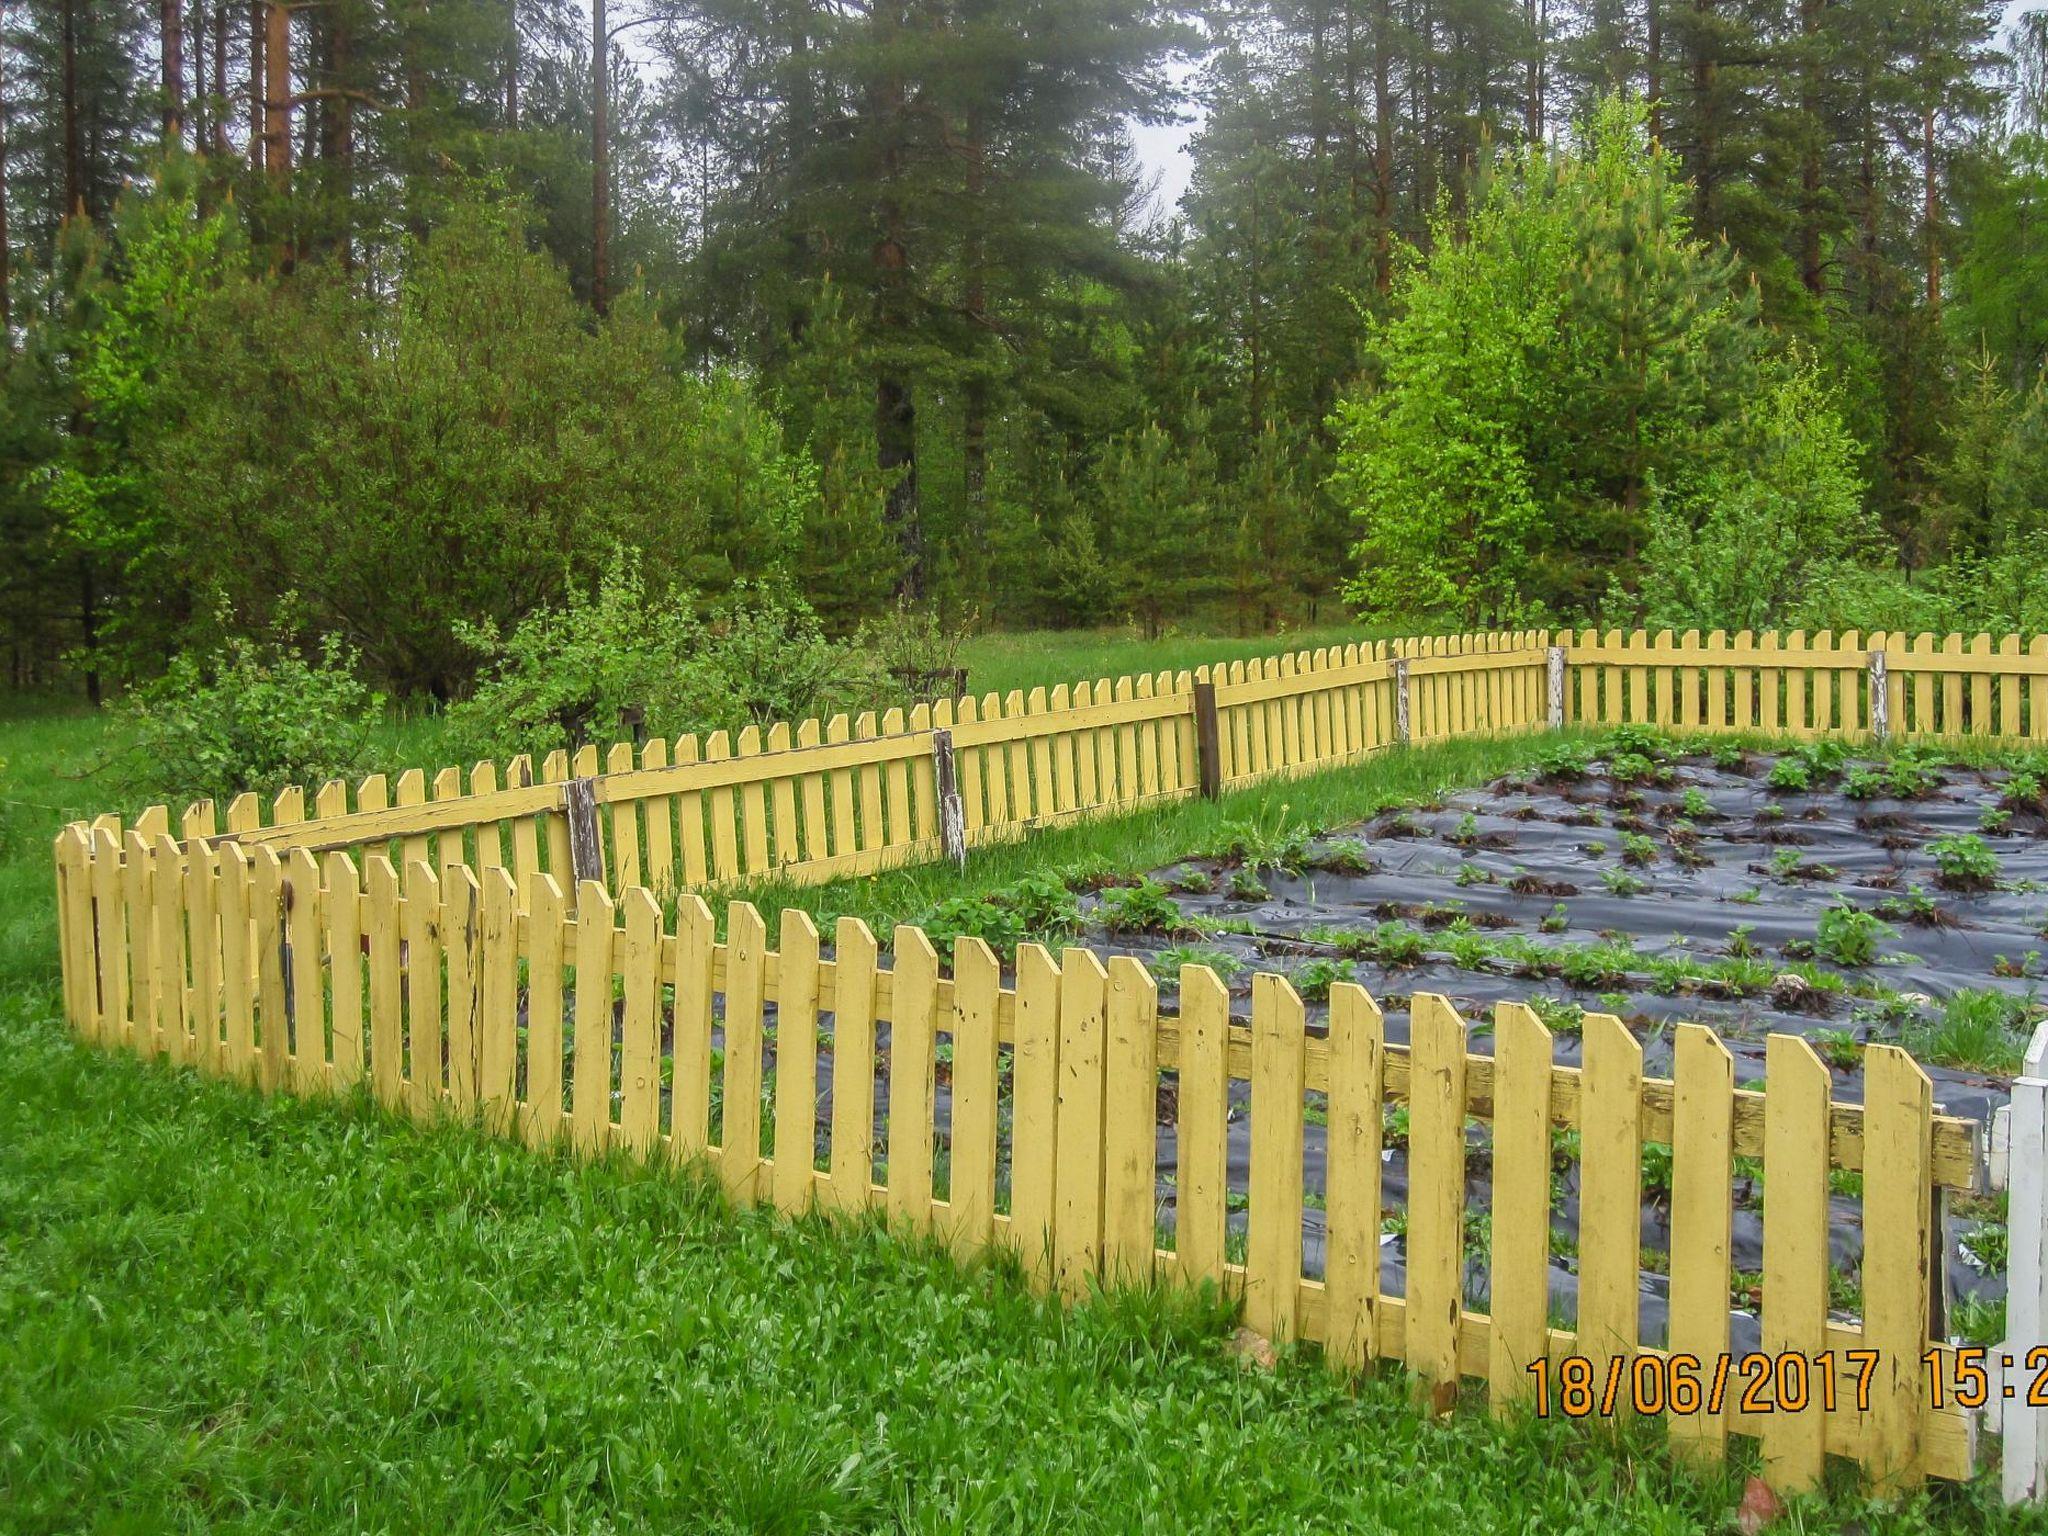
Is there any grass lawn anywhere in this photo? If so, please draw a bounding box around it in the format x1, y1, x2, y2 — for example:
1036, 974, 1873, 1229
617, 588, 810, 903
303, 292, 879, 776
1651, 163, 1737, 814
953, 622, 1400, 699
3, 658, 2046, 1531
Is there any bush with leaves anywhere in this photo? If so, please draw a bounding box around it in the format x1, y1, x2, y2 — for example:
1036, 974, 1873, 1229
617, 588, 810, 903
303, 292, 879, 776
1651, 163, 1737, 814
446, 554, 879, 761
113, 634, 382, 807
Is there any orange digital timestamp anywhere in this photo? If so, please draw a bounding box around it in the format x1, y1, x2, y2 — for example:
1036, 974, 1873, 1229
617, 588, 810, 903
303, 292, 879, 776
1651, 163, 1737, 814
1928, 1346, 2048, 1410
1526, 1351, 1889, 1418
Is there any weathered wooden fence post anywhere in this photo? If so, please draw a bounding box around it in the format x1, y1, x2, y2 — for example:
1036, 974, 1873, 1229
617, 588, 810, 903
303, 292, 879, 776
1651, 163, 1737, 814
1192, 679, 1222, 799
1869, 649, 1890, 745
563, 777, 606, 886
932, 728, 967, 870
1393, 657, 1411, 746
1548, 645, 1567, 728
2000, 1019, 2048, 1504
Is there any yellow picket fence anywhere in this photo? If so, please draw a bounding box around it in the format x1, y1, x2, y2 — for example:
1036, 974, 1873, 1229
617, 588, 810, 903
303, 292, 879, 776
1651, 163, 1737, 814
63, 623, 2048, 1497
129, 631, 1553, 903
49, 829, 1982, 1493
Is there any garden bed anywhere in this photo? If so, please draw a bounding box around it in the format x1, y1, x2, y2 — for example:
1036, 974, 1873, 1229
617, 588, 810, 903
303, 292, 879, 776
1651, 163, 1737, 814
1048, 730, 2036, 1357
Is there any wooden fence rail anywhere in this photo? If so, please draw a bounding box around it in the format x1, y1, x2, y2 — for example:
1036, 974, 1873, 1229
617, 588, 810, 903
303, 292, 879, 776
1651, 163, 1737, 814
50, 832, 1980, 1493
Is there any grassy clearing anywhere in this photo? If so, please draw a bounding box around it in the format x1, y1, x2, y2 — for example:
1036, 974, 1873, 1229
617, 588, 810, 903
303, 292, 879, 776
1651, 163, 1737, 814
8, 701, 2048, 1526
0, 994, 2034, 1535
952, 622, 1399, 699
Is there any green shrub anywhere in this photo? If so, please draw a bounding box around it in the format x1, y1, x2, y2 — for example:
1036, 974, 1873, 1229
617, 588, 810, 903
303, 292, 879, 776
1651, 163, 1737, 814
1618, 831, 1657, 866
1813, 903, 1893, 967
1906, 989, 2030, 1072
113, 633, 382, 806
447, 554, 877, 760
1930, 832, 2001, 891
1982, 805, 2015, 834
1603, 723, 1672, 761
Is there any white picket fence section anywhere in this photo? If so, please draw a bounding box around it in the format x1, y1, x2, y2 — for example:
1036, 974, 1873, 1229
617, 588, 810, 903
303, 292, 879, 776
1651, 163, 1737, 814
1991, 1021, 2048, 1503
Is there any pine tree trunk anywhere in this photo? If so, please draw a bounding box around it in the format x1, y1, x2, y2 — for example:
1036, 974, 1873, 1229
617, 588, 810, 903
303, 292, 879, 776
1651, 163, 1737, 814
1645, 0, 1661, 140
1798, 0, 1824, 294
1692, 0, 1714, 228
592, 0, 609, 314
248, 0, 264, 171
263, 0, 289, 175
1924, 102, 1940, 314
163, 0, 184, 142
61, 0, 82, 219
212, 0, 227, 153
0, 26, 11, 342
962, 113, 988, 525
871, 0, 919, 597
1372, 0, 1392, 288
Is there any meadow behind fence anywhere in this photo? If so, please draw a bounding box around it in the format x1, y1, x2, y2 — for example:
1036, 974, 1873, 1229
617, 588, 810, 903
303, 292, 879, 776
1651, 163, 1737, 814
60, 626, 2048, 1504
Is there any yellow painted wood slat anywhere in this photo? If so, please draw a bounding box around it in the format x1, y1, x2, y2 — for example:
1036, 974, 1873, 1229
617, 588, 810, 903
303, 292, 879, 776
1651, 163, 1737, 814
252, 848, 289, 1096
674, 735, 710, 887
886, 924, 940, 1231
1861, 1044, 1933, 1490
707, 732, 742, 879
767, 723, 801, 870
1053, 947, 1108, 1298
1487, 1000, 1552, 1413
324, 851, 364, 1090
1579, 1012, 1643, 1398
123, 830, 157, 1059
1324, 982, 1385, 1370
640, 738, 677, 893
1009, 943, 1062, 1284
1246, 973, 1306, 1344
91, 826, 130, 1052
570, 880, 615, 1157
402, 859, 443, 1118
618, 887, 663, 1161
721, 901, 769, 1198
1971, 634, 1994, 736
772, 911, 824, 1213
150, 834, 190, 1067
476, 867, 520, 1136
740, 727, 772, 874
1668, 1022, 1735, 1465
948, 937, 1003, 1259
442, 864, 482, 1116
218, 843, 255, 1081
1173, 965, 1230, 1289
284, 847, 325, 1093
671, 894, 717, 1158
522, 874, 568, 1148
1101, 956, 1159, 1287
1406, 992, 1467, 1412
828, 917, 880, 1213
185, 838, 220, 1071
1761, 1032, 1832, 1491
365, 857, 403, 1106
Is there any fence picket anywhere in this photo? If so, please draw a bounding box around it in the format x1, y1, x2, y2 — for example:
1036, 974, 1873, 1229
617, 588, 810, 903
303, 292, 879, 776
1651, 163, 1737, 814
1668, 1023, 1735, 1465
1407, 993, 1468, 1412
1246, 973, 1306, 1345
772, 911, 824, 1214
672, 895, 716, 1158
1324, 982, 1385, 1370
570, 880, 615, 1156
1579, 1012, 1644, 1394
1010, 943, 1063, 1284
1862, 1045, 1934, 1491
1053, 947, 1108, 1298
1102, 956, 1159, 1286
619, 887, 663, 1163
1761, 1032, 1832, 1491
828, 917, 879, 1213
722, 902, 769, 1199
523, 874, 567, 1147
948, 937, 1002, 1258
886, 925, 940, 1231
1488, 1000, 1552, 1413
